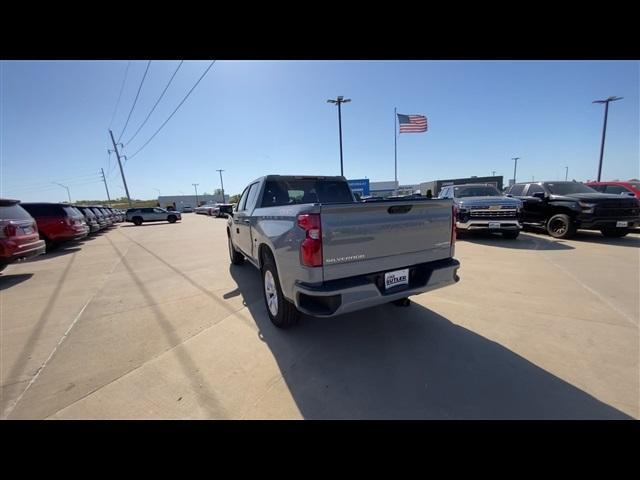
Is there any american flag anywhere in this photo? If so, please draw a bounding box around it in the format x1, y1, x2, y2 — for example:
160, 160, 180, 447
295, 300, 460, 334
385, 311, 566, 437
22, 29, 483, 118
397, 113, 428, 133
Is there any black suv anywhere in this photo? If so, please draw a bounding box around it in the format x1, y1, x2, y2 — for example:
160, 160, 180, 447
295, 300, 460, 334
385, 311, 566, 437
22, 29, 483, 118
506, 181, 640, 239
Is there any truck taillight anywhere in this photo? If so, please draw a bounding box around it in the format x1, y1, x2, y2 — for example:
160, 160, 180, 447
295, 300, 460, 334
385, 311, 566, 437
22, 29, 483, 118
297, 213, 322, 267
3, 223, 17, 238
452, 205, 457, 244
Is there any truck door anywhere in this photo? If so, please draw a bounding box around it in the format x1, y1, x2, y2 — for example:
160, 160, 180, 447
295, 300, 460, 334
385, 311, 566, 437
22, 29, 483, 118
234, 182, 261, 258
521, 184, 547, 224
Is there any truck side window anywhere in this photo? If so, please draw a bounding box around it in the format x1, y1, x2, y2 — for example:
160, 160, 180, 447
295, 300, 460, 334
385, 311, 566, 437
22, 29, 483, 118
244, 182, 261, 212
509, 184, 525, 196
526, 184, 545, 196
237, 187, 250, 212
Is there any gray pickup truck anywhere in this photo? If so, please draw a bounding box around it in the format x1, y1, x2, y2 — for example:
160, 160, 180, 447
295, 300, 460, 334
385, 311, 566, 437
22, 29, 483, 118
227, 175, 460, 328
438, 183, 523, 239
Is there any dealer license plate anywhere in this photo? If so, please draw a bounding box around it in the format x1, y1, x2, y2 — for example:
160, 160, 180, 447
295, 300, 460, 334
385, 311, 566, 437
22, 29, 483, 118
616, 221, 628, 227
488, 222, 500, 229
385, 268, 409, 290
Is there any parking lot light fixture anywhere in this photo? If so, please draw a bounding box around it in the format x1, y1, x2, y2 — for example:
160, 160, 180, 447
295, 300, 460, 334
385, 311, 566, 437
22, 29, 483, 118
593, 96, 623, 182
327, 96, 351, 176
511, 157, 520, 184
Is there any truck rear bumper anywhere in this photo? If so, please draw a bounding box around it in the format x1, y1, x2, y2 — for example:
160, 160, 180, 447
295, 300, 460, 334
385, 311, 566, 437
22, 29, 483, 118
293, 258, 460, 318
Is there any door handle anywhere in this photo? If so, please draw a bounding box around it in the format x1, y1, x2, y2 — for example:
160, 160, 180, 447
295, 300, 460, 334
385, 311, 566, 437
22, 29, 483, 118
242, 219, 251, 224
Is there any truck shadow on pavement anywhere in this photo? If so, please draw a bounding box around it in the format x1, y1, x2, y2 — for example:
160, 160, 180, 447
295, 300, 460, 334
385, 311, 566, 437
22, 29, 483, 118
460, 232, 574, 250
0, 273, 34, 291
228, 265, 632, 420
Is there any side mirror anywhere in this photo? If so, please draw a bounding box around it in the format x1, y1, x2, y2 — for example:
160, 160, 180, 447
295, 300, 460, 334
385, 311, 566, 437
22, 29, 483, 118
532, 192, 546, 199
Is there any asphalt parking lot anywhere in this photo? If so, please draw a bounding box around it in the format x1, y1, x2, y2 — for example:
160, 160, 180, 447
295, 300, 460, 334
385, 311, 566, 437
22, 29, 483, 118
1, 214, 638, 419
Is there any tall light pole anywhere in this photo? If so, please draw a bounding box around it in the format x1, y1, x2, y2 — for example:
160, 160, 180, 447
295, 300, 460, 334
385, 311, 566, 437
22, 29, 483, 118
192, 183, 199, 206
565, 166, 569, 181
512, 157, 520, 184
216, 169, 225, 203
154, 188, 161, 197
593, 96, 623, 181
327, 96, 351, 177
492, 171, 496, 177
53, 182, 71, 203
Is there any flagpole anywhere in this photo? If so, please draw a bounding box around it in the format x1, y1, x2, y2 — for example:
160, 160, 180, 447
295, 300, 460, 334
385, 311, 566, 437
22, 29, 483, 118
394, 107, 397, 193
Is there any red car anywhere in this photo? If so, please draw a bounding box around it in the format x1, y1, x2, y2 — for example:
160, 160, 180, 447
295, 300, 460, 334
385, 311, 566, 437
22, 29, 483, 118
0, 199, 46, 272
586, 181, 640, 200
20, 203, 89, 249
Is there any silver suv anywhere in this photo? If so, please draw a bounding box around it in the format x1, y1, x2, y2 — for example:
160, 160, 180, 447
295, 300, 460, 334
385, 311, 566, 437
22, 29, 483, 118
125, 207, 181, 226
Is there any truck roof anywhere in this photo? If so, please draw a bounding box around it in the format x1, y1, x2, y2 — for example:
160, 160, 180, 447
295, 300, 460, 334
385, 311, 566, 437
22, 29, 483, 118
250, 175, 347, 184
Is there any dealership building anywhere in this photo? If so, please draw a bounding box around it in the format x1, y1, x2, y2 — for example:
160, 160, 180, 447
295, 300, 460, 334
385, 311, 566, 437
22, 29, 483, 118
157, 193, 229, 211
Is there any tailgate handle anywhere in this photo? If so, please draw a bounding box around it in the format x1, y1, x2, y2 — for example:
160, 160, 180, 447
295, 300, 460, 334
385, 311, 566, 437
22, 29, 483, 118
388, 205, 412, 214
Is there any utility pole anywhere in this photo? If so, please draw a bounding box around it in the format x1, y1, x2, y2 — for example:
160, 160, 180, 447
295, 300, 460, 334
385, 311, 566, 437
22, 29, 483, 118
565, 166, 569, 181
193, 183, 199, 206
109, 129, 132, 207
53, 182, 71, 203
512, 157, 520, 184
593, 96, 623, 181
216, 169, 225, 203
327, 96, 351, 177
492, 171, 496, 177
100, 168, 112, 205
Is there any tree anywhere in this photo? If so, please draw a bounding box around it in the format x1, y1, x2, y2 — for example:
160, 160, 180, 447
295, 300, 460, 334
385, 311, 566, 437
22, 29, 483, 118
229, 194, 241, 204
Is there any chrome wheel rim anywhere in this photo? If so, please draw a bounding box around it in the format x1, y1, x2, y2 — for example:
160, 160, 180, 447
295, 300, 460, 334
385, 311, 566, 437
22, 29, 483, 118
264, 270, 278, 316
550, 219, 566, 235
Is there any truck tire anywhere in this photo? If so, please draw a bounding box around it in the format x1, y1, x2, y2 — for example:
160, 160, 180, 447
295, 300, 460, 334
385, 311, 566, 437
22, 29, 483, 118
601, 228, 629, 238
133, 216, 143, 226
502, 231, 520, 239
167, 215, 177, 223
546, 213, 576, 239
228, 233, 244, 265
261, 252, 299, 329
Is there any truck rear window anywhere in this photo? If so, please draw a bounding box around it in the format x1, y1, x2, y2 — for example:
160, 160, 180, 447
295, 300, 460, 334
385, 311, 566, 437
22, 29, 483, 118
260, 179, 354, 207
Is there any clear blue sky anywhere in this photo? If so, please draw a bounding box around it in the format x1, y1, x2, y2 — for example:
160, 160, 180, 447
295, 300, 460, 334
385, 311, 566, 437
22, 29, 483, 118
1, 60, 638, 202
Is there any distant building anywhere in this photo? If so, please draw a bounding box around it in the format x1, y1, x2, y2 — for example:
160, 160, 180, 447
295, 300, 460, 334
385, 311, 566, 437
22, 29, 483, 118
420, 176, 504, 197
370, 181, 399, 198
157, 193, 229, 211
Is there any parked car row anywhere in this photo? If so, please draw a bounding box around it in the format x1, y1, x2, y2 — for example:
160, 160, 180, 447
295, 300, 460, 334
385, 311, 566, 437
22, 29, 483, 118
195, 203, 234, 217
434, 180, 639, 240
0, 200, 125, 271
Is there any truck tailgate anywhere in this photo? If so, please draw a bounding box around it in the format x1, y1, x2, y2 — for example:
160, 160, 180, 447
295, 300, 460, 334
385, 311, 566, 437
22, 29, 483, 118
320, 200, 453, 281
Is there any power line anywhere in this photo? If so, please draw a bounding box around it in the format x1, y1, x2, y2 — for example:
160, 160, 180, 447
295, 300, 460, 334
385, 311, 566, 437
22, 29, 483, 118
117, 60, 152, 143
126, 61, 216, 162
123, 60, 184, 147
108, 61, 131, 130
5, 172, 101, 190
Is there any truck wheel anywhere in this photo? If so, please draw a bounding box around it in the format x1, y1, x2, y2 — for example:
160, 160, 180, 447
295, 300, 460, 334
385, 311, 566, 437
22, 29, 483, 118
167, 215, 177, 223
502, 231, 520, 239
546, 214, 576, 239
261, 253, 299, 329
601, 228, 629, 238
133, 217, 143, 226
228, 234, 244, 265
